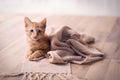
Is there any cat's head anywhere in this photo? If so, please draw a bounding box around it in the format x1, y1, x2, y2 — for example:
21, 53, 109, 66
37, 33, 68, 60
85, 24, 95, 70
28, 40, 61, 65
24, 17, 46, 41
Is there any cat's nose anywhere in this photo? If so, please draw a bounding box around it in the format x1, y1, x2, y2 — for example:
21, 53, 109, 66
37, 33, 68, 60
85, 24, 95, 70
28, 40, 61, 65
33, 36, 38, 39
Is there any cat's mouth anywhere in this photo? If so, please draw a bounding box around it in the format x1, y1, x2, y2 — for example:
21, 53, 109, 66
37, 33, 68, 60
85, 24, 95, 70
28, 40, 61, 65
32, 37, 40, 41
31, 38, 39, 41
27, 34, 43, 41
29, 36, 40, 41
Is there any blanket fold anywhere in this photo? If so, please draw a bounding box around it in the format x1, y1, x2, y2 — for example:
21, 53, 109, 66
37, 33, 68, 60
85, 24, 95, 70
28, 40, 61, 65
47, 26, 104, 64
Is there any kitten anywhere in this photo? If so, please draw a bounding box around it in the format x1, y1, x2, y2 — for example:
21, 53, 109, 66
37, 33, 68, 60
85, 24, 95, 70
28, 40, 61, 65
24, 17, 50, 61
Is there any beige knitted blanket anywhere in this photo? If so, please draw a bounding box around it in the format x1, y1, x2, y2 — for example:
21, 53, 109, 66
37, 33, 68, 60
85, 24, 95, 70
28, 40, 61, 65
47, 26, 104, 64
21, 58, 71, 73
0, 59, 82, 80
19, 58, 82, 80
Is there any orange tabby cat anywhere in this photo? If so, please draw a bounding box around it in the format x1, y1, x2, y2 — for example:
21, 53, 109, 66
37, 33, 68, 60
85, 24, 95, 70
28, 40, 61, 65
24, 17, 50, 61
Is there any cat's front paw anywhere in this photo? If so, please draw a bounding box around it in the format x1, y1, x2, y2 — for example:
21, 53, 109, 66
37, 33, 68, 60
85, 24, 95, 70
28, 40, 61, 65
26, 50, 33, 58
26, 53, 31, 59
28, 55, 34, 61
26, 53, 34, 61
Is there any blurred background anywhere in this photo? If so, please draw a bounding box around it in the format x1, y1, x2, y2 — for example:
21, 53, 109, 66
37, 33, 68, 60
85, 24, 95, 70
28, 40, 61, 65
0, 0, 120, 16
0, 1, 120, 80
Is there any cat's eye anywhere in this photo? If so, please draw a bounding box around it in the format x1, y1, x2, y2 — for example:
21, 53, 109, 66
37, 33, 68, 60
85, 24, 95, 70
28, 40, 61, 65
38, 30, 42, 33
30, 29, 34, 32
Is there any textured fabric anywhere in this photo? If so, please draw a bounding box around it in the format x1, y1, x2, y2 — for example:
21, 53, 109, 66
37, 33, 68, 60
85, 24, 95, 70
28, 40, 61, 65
21, 72, 84, 80
47, 26, 104, 64
21, 58, 71, 73
0, 73, 86, 80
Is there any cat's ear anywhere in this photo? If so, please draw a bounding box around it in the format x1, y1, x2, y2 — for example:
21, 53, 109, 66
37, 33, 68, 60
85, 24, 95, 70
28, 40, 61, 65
24, 17, 32, 27
40, 18, 46, 28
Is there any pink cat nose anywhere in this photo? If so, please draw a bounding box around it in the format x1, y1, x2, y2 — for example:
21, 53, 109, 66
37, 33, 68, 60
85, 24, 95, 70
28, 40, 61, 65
33, 36, 38, 39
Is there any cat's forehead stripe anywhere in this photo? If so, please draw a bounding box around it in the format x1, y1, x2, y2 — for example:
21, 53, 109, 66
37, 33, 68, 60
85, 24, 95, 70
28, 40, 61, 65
32, 22, 39, 27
